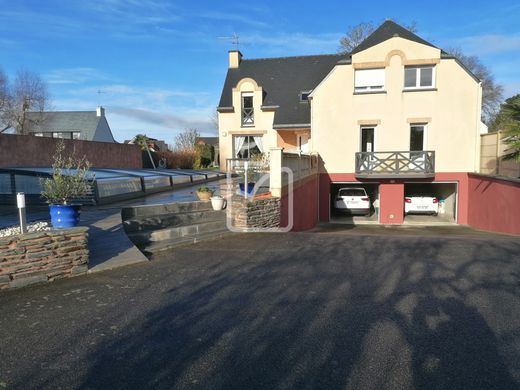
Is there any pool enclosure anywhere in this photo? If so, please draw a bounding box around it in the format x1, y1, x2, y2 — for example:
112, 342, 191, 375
0, 167, 225, 205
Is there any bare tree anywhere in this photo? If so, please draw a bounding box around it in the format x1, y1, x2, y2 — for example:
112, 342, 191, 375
445, 47, 503, 125
0, 69, 50, 134
174, 128, 200, 151
0, 68, 11, 132
338, 21, 418, 54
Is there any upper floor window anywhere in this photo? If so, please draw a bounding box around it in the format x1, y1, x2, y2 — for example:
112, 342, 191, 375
404, 66, 435, 89
241, 92, 254, 126
354, 68, 385, 93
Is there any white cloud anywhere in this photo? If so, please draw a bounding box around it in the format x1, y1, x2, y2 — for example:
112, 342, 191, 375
241, 32, 344, 55
196, 11, 268, 29
453, 34, 520, 56
44, 68, 109, 85
53, 81, 216, 142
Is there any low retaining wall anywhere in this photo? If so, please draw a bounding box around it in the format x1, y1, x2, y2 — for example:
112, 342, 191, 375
0, 227, 89, 290
232, 196, 281, 229
0, 134, 142, 169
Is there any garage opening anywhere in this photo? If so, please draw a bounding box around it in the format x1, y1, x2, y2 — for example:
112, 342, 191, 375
404, 182, 457, 224
330, 183, 379, 224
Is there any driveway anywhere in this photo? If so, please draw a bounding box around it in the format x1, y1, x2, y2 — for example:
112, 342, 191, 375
0, 226, 519, 389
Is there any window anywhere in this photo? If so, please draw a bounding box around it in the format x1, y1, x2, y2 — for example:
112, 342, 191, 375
33, 132, 43, 137
297, 134, 309, 152
404, 66, 435, 89
72, 132, 81, 140
354, 68, 385, 93
234, 135, 263, 158
241, 92, 254, 126
300, 90, 311, 102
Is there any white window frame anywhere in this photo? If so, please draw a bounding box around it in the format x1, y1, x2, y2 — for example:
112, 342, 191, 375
404, 66, 436, 90
410, 123, 428, 151
354, 68, 385, 93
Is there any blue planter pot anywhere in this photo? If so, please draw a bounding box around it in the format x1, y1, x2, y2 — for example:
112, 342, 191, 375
49, 204, 81, 228
239, 182, 255, 195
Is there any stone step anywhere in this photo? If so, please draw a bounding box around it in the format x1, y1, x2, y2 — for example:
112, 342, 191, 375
123, 209, 226, 233
141, 228, 235, 256
121, 201, 214, 220
127, 220, 228, 246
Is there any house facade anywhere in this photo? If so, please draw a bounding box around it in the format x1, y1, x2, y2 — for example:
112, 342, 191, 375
25, 106, 116, 142
218, 21, 484, 226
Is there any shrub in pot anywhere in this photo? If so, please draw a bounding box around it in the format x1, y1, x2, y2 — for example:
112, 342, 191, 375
196, 186, 214, 201
40, 141, 93, 228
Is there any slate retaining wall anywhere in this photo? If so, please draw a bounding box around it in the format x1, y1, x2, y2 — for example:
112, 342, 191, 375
0, 227, 89, 290
232, 197, 280, 229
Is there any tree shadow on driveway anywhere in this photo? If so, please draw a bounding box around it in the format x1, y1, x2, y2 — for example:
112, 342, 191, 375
11, 232, 520, 389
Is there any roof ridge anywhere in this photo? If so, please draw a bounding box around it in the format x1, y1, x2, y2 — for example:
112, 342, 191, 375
243, 53, 346, 62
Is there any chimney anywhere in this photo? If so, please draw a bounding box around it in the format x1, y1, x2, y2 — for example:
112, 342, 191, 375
96, 106, 105, 117
228, 50, 242, 69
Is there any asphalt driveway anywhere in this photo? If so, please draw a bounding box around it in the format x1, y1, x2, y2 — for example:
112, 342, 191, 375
1, 226, 519, 389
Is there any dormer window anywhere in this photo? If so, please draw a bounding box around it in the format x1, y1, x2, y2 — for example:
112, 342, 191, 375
354, 68, 385, 93
404, 66, 435, 89
300, 90, 311, 102
241, 92, 254, 126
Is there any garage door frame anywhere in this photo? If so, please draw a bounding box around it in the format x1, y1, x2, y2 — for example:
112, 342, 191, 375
329, 181, 380, 224
404, 180, 459, 223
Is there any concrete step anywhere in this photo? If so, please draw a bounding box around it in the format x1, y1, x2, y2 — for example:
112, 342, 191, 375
127, 220, 228, 246
141, 228, 235, 256
123, 209, 225, 233
121, 201, 214, 220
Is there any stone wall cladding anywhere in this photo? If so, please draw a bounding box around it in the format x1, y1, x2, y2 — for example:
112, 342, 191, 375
0, 227, 89, 290
232, 196, 281, 229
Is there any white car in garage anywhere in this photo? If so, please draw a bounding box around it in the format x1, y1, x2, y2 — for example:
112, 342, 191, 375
405, 196, 439, 215
335, 188, 371, 215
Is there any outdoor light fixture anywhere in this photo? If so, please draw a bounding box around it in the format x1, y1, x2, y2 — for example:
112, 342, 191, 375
16, 192, 27, 234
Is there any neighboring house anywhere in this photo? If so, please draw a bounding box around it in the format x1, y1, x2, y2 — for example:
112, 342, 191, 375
125, 136, 169, 152
218, 20, 485, 225
25, 106, 116, 142
196, 137, 219, 166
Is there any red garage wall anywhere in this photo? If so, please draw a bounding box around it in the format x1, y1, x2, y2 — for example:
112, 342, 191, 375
379, 183, 404, 224
281, 174, 319, 231
467, 174, 520, 235
0, 134, 142, 169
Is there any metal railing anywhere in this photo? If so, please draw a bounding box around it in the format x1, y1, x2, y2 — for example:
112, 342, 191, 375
241, 108, 254, 126
226, 158, 267, 173
355, 151, 435, 178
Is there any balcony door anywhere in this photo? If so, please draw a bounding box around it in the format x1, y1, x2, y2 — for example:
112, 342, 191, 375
410, 124, 427, 170
361, 127, 375, 153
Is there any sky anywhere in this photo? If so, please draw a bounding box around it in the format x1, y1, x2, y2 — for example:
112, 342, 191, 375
1, 0, 519, 143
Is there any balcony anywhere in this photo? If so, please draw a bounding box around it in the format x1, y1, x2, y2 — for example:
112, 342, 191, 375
241, 107, 254, 126
355, 151, 435, 179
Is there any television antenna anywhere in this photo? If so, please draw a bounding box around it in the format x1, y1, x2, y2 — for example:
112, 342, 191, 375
218, 32, 240, 50
97, 89, 106, 106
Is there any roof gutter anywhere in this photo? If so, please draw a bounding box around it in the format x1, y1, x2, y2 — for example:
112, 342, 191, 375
216, 106, 234, 113
273, 123, 311, 129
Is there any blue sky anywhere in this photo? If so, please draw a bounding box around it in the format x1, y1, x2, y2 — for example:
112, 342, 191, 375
1, 0, 519, 143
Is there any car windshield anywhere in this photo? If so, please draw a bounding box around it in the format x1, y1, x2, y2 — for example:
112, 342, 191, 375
339, 189, 366, 197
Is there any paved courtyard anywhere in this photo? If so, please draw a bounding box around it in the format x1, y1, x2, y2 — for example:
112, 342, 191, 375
0, 226, 519, 389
